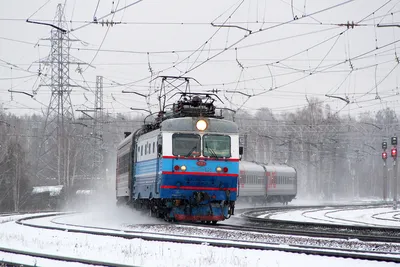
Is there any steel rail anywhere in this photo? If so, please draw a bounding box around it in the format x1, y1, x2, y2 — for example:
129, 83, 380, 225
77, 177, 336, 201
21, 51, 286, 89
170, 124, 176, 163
11, 212, 400, 264
240, 205, 400, 243
50, 211, 400, 250
0, 246, 139, 267
0, 210, 57, 216
234, 201, 389, 213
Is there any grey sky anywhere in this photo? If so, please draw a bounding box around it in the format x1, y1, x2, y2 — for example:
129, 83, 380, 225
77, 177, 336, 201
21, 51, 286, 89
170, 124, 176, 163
0, 0, 399, 118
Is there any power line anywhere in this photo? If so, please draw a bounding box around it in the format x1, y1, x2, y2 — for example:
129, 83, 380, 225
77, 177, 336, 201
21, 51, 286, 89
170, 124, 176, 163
83, 0, 121, 71
69, 0, 145, 33
176, 0, 357, 79
0, 74, 37, 80
2, 9, 400, 25
109, 0, 358, 92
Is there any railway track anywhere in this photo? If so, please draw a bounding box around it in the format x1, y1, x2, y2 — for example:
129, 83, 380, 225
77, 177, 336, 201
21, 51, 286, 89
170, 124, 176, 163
0, 246, 138, 267
240, 204, 400, 243
8, 211, 400, 264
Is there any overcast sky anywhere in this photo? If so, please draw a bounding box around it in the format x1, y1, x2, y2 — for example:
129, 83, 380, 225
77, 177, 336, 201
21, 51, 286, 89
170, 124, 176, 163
0, 0, 400, 119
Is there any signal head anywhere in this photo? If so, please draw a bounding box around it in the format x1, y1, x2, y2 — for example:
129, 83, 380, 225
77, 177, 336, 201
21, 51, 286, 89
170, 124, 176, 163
382, 152, 388, 160
391, 148, 397, 158
392, 136, 398, 146
382, 141, 387, 150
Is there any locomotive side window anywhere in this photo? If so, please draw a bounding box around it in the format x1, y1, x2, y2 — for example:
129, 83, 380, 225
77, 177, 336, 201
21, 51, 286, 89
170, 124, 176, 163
172, 133, 201, 157
153, 142, 155, 154
118, 153, 130, 174
203, 134, 231, 158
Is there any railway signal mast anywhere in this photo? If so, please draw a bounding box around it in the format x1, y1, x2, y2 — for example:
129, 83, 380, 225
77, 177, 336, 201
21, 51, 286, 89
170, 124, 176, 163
382, 141, 388, 201
391, 136, 398, 210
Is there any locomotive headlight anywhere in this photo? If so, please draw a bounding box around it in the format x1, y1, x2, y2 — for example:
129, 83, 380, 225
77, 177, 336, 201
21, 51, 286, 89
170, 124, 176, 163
216, 166, 222, 172
180, 165, 187, 171
196, 119, 208, 131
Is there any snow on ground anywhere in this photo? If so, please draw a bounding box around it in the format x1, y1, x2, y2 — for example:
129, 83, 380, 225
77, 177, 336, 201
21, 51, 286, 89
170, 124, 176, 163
267, 206, 400, 227
0, 251, 91, 267
30, 206, 162, 231
0, 197, 398, 267
19, 209, 400, 255
322, 207, 400, 226
0, 212, 59, 224
0, 216, 397, 267
235, 197, 384, 210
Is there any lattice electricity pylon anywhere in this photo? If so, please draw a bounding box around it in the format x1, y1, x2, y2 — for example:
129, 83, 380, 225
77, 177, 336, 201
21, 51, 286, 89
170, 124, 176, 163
35, 4, 77, 188
93, 76, 104, 179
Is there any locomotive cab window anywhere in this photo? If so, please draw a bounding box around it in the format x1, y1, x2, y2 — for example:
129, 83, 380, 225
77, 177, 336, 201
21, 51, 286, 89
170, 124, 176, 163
203, 134, 231, 158
172, 133, 201, 157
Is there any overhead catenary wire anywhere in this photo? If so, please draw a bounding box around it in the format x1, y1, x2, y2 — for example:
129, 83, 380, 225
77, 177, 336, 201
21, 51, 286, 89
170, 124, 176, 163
231, 0, 400, 106
112, 0, 360, 96
83, 0, 121, 71
0, 74, 37, 80
182, 0, 246, 75
0, 24, 372, 57
93, 0, 101, 21
69, 0, 145, 33
26, 0, 53, 20
176, 0, 357, 80
3, 8, 400, 26
64, 45, 399, 94
1, 0, 400, 118
0, 58, 36, 74
249, 38, 400, 98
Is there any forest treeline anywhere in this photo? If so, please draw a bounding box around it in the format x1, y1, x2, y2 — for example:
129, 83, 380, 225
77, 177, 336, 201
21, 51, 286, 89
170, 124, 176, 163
0, 98, 397, 211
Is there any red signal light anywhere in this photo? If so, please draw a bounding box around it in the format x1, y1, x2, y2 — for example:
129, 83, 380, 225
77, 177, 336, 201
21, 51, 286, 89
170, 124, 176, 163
382, 152, 388, 160
391, 148, 397, 158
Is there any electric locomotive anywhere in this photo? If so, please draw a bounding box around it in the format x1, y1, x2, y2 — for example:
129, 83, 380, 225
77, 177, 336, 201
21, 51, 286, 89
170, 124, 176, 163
116, 93, 241, 223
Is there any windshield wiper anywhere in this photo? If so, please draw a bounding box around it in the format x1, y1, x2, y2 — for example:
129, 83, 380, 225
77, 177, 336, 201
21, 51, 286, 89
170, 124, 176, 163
185, 145, 198, 157
206, 143, 219, 158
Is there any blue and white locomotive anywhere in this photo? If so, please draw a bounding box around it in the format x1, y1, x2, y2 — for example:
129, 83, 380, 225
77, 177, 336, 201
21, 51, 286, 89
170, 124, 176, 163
116, 93, 241, 223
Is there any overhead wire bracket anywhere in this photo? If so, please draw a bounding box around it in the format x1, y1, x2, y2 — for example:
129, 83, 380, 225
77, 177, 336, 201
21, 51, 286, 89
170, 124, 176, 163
325, 94, 350, 104
26, 19, 67, 33
211, 22, 252, 34
8, 90, 34, 98
226, 90, 252, 98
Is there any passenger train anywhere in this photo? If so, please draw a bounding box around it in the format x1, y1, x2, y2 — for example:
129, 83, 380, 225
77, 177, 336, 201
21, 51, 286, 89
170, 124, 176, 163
238, 161, 297, 204
116, 93, 241, 223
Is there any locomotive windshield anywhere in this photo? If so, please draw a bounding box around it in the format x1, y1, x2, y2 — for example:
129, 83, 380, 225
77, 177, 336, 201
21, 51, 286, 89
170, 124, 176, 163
203, 134, 231, 158
172, 133, 201, 157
